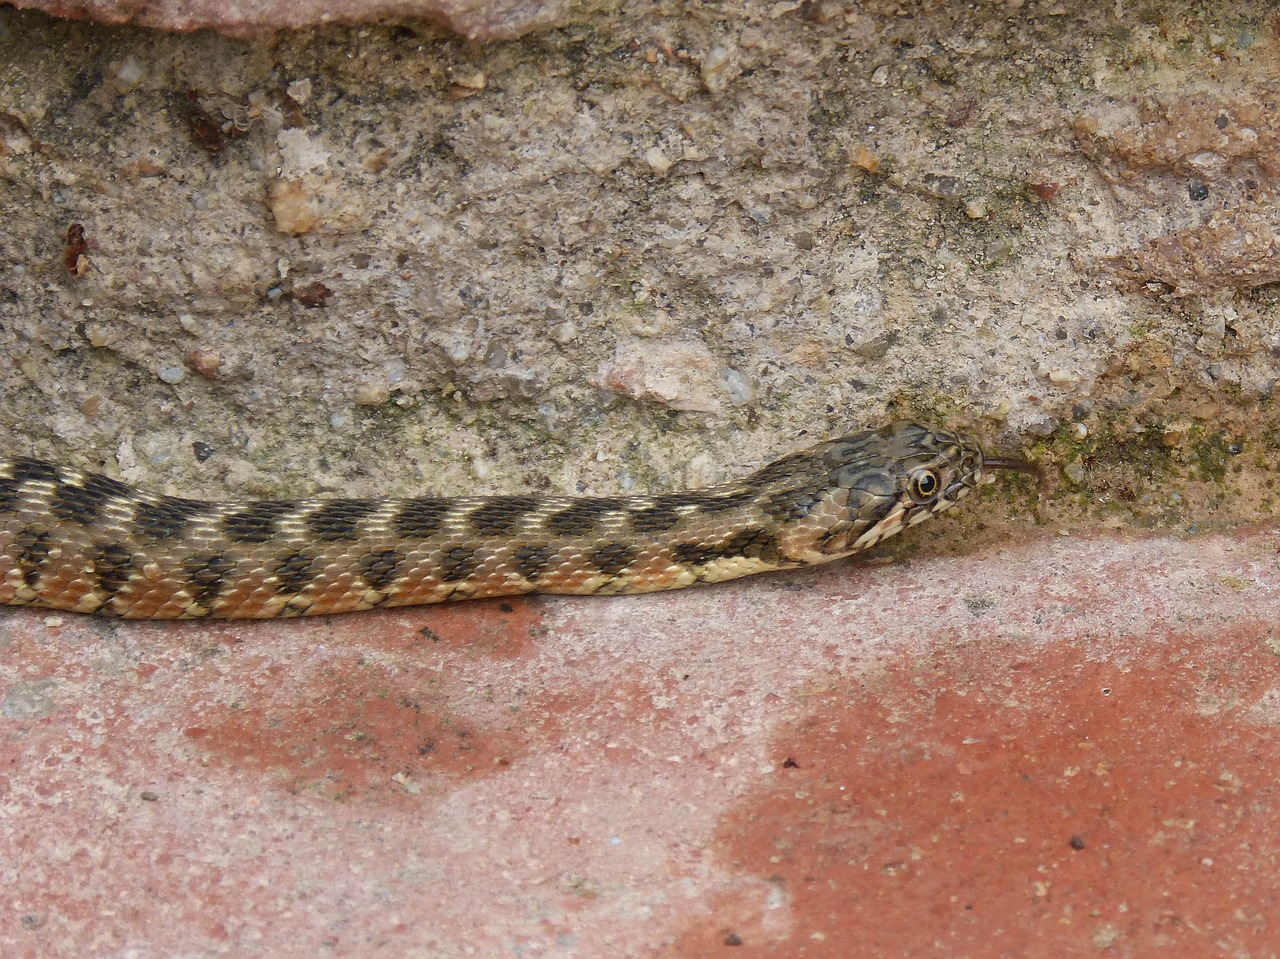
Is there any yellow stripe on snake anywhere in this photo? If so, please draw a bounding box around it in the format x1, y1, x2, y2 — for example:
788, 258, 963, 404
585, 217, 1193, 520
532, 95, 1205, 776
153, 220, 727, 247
0, 422, 1030, 619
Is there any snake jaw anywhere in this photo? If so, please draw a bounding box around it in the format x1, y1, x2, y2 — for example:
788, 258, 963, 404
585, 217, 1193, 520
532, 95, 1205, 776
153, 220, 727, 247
850, 501, 908, 551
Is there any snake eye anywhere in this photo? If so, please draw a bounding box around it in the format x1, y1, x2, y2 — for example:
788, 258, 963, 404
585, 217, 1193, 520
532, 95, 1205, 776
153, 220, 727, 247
908, 468, 941, 504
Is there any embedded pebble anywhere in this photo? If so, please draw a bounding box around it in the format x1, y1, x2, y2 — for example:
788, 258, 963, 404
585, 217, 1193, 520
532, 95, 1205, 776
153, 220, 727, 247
1063, 460, 1087, 484
1024, 415, 1059, 438
158, 365, 186, 384
354, 382, 389, 406
964, 197, 990, 219
444, 339, 471, 364
276, 128, 331, 176
81, 323, 113, 348
187, 349, 223, 379
851, 145, 880, 174
286, 78, 312, 104
114, 54, 145, 89
700, 44, 734, 93
922, 174, 963, 199
1048, 368, 1078, 385
269, 175, 370, 235
644, 147, 673, 174
721, 367, 755, 406
986, 237, 1015, 262
591, 338, 724, 413
484, 343, 508, 369
142, 444, 174, 467
448, 69, 487, 95
847, 331, 896, 360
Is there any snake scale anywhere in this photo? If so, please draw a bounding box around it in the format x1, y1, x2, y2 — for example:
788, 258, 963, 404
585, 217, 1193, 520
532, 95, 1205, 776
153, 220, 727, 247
0, 422, 1029, 619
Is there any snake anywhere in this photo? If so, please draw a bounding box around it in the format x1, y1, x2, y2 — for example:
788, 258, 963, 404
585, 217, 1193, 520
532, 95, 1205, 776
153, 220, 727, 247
0, 421, 1031, 620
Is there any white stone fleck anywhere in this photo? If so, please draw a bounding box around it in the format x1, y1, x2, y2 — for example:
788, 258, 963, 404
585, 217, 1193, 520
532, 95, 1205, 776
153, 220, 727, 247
114, 54, 145, 88
643, 147, 673, 174
722, 367, 755, 406
276, 128, 331, 177
700, 43, 735, 94
286, 78, 313, 104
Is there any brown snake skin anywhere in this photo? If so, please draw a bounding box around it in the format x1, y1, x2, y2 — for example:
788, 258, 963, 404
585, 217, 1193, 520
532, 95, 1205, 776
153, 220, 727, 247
0, 422, 1026, 619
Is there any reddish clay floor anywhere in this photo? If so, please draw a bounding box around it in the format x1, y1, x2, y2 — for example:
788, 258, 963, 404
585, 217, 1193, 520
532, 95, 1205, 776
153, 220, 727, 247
4, 529, 1280, 957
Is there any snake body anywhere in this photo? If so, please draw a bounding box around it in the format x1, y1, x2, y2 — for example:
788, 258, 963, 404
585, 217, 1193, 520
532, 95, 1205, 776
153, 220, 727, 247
0, 422, 1011, 620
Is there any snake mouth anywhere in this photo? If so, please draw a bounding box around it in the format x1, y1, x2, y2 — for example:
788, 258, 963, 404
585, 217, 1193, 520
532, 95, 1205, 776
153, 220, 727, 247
982, 457, 1041, 479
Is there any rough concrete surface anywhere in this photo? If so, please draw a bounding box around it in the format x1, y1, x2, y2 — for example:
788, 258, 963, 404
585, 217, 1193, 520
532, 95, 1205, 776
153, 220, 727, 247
4, 0, 1280, 956
0, 0, 1277, 531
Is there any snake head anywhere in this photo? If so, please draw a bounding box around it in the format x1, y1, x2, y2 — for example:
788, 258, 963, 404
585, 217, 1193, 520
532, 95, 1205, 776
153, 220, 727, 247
803, 421, 989, 557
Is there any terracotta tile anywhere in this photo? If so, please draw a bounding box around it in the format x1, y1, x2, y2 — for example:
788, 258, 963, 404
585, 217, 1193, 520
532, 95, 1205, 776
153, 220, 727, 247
3, 531, 1280, 956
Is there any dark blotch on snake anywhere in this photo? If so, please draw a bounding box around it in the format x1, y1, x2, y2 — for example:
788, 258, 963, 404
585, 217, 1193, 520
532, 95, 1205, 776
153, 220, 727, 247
11, 458, 62, 486
223, 502, 298, 544
760, 486, 824, 523
628, 505, 681, 534
545, 499, 621, 538
306, 499, 379, 542
50, 483, 106, 526
13, 528, 52, 587
674, 527, 782, 567
589, 542, 639, 576
467, 497, 541, 537
86, 472, 133, 499
183, 552, 235, 609
0, 479, 20, 513
92, 541, 136, 598
393, 498, 453, 539
50, 473, 132, 526
273, 552, 318, 595
675, 489, 757, 514
134, 497, 206, 541
512, 543, 555, 581
356, 548, 403, 592
439, 546, 483, 583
